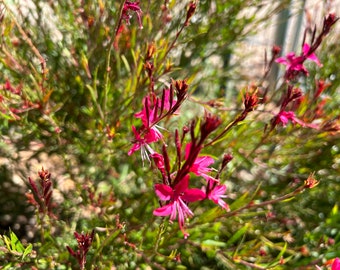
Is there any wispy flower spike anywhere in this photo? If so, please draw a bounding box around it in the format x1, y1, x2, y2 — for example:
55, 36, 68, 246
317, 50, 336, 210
26, 168, 56, 218
169, 84, 174, 110
160, 89, 166, 116
175, 129, 182, 168
67, 230, 95, 270
122, 1, 143, 29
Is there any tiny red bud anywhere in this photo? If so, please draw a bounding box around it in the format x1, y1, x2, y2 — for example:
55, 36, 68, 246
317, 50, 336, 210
328, 238, 335, 246
222, 153, 233, 165
300, 245, 309, 256
174, 79, 188, 95
259, 248, 267, 256
144, 61, 154, 77
304, 173, 319, 189
315, 79, 331, 98
323, 13, 339, 34
200, 112, 221, 138
185, 2, 196, 26
243, 89, 259, 112
272, 45, 281, 55
146, 43, 156, 60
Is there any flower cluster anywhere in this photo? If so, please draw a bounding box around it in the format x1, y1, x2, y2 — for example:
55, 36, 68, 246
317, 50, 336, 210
66, 230, 95, 270
125, 12, 339, 241
153, 145, 230, 238
271, 14, 338, 131
25, 168, 56, 219
131, 104, 230, 237
122, 1, 143, 29
276, 43, 322, 81
276, 13, 338, 82
128, 80, 188, 162
316, 257, 340, 270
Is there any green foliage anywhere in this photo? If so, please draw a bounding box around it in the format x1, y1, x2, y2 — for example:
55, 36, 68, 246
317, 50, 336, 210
0, 0, 339, 269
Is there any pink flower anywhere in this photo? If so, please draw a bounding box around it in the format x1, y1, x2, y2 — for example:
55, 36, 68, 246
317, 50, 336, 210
185, 143, 216, 181
302, 44, 322, 67
129, 94, 166, 159
316, 257, 340, 270
135, 95, 158, 128
276, 111, 319, 129
332, 258, 340, 270
205, 180, 230, 211
128, 126, 161, 160
276, 43, 322, 80
135, 89, 176, 127
122, 1, 143, 29
153, 175, 205, 238
150, 152, 166, 176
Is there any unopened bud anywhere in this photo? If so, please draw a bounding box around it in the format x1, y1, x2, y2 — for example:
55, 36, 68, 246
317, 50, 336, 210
244, 89, 259, 112
304, 173, 319, 189
323, 13, 339, 35
146, 43, 156, 60
272, 45, 281, 55
185, 2, 197, 26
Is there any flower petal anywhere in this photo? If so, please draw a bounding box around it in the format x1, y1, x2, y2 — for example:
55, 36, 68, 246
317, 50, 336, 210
153, 203, 173, 217
174, 174, 190, 194
183, 188, 206, 202
154, 184, 173, 201
332, 257, 340, 270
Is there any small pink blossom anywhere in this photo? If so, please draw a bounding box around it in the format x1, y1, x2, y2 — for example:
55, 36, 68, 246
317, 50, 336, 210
205, 180, 229, 211
129, 93, 167, 159
276, 43, 322, 80
150, 152, 166, 176
135, 89, 176, 127
276, 111, 319, 129
332, 258, 340, 270
185, 143, 216, 181
316, 257, 340, 270
128, 126, 161, 160
122, 1, 143, 29
153, 175, 205, 238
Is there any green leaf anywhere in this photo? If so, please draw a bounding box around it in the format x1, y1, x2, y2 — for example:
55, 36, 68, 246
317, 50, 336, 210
3, 235, 11, 251
22, 244, 33, 260
276, 242, 287, 260
229, 192, 249, 211
10, 230, 24, 253
121, 55, 131, 73
202, 239, 226, 247
225, 223, 249, 248
196, 206, 223, 223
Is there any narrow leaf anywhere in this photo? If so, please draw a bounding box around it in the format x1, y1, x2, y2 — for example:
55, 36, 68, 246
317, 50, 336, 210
22, 244, 33, 259
225, 223, 249, 248
10, 230, 24, 253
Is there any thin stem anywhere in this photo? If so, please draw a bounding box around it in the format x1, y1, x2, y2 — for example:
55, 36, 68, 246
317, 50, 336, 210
3, 1, 47, 91
225, 185, 306, 218
204, 112, 246, 147
114, 0, 127, 41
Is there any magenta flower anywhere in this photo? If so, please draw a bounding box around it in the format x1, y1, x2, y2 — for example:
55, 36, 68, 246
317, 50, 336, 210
275, 111, 319, 129
276, 111, 296, 127
302, 44, 322, 67
316, 257, 340, 270
153, 175, 205, 238
129, 94, 166, 159
276, 43, 322, 80
185, 143, 216, 181
135, 89, 177, 127
135, 95, 158, 128
122, 1, 143, 29
332, 258, 340, 270
205, 180, 229, 211
150, 152, 166, 176
128, 126, 161, 160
